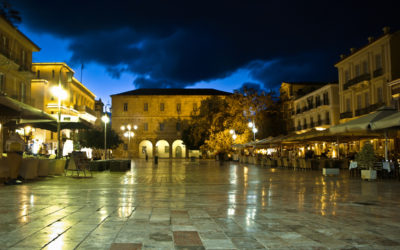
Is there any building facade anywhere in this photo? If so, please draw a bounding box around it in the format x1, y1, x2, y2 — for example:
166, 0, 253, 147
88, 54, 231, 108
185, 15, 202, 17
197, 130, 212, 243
280, 82, 329, 133
30, 63, 97, 154
111, 88, 231, 158
335, 27, 400, 123
0, 16, 40, 104
292, 83, 339, 133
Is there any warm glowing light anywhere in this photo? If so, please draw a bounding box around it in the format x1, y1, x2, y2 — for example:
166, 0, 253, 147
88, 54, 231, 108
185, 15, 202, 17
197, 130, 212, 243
101, 115, 110, 123
229, 129, 234, 134
252, 127, 258, 133
315, 127, 326, 131
51, 86, 67, 100
124, 131, 134, 138
232, 134, 237, 140
24, 126, 31, 133
133, 125, 138, 130
127, 124, 131, 130
248, 122, 253, 128
121, 125, 125, 131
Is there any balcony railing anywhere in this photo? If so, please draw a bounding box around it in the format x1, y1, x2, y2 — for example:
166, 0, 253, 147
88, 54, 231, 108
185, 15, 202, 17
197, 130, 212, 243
343, 73, 371, 90
355, 107, 370, 116
340, 111, 353, 119
373, 68, 383, 78
392, 87, 400, 96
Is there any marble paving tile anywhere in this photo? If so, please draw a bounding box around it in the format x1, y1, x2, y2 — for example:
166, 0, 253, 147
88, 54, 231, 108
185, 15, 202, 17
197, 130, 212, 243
1, 159, 400, 250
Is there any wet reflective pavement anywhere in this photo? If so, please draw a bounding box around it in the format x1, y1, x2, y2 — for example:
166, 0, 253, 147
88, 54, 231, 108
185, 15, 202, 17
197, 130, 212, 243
1, 159, 400, 249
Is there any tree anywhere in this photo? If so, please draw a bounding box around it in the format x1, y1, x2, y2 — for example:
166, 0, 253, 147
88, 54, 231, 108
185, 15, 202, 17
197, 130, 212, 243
182, 96, 228, 150
355, 142, 376, 170
77, 127, 123, 150
0, 1, 21, 25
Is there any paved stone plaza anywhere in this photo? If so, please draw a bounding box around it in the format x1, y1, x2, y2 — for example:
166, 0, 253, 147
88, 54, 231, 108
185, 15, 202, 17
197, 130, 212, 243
1, 159, 400, 249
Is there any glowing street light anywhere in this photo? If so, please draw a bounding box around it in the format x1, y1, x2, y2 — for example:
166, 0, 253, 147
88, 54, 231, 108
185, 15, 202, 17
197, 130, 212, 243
120, 124, 137, 158
51, 85, 67, 158
248, 121, 257, 141
101, 114, 110, 159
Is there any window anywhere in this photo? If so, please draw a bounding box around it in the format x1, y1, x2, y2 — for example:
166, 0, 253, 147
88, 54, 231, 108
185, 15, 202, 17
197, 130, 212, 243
21, 50, 25, 65
303, 118, 307, 129
37, 70, 40, 78
365, 92, 369, 107
315, 95, 321, 107
193, 103, 198, 112
357, 95, 362, 109
346, 98, 351, 112
52, 70, 55, 78
164, 146, 169, 153
362, 61, 369, 74
176, 103, 181, 113
123, 103, 128, 111
355, 65, 361, 77
160, 103, 164, 111
310, 117, 314, 127
326, 111, 330, 124
377, 87, 383, 103
144, 102, 148, 111
159, 123, 164, 131
144, 123, 148, 131
344, 70, 350, 83
317, 114, 322, 125
176, 122, 181, 131
323, 92, 329, 105
20, 82, 26, 103
0, 73, 4, 92
375, 54, 382, 69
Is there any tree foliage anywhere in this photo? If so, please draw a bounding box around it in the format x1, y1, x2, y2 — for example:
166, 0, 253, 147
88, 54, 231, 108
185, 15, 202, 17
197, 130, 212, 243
0, 1, 21, 25
355, 142, 376, 170
182, 86, 283, 154
77, 127, 123, 150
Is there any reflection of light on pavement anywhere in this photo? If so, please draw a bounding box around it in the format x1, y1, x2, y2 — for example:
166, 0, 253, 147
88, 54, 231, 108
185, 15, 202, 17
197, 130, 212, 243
243, 167, 248, 187
228, 208, 235, 216
30, 195, 34, 205
229, 165, 237, 184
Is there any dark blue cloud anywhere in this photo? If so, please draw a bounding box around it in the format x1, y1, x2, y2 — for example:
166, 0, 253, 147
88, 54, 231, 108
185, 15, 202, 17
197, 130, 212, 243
13, 0, 400, 89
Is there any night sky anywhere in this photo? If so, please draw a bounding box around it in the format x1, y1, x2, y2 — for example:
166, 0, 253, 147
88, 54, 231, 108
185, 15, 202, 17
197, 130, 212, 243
12, 0, 400, 105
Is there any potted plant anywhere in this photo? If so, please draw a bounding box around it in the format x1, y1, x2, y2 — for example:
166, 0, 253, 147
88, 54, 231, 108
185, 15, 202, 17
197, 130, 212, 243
356, 142, 377, 180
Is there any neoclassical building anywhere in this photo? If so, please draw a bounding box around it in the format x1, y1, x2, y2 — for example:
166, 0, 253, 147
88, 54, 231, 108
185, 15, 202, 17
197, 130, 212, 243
335, 27, 400, 123
0, 16, 40, 104
31, 63, 97, 154
292, 83, 339, 133
111, 88, 231, 158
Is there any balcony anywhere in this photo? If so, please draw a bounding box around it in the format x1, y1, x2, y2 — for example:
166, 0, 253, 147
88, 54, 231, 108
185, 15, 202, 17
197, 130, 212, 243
373, 68, 383, 78
392, 87, 400, 96
74, 105, 96, 116
340, 111, 353, 119
355, 106, 371, 116
343, 73, 371, 90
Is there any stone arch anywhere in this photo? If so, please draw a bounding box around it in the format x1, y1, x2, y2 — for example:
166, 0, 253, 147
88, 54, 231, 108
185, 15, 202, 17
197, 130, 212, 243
155, 140, 170, 158
172, 140, 186, 158
138, 140, 153, 158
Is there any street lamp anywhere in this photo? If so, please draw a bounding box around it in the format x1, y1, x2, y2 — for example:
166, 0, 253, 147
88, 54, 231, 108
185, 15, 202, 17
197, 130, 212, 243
101, 114, 110, 159
230, 129, 237, 140
51, 85, 67, 158
120, 124, 137, 158
248, 121, 258, 141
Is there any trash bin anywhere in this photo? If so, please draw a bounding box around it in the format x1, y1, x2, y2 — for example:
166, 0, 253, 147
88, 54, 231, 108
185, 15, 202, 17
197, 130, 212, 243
154, 156, 158, 164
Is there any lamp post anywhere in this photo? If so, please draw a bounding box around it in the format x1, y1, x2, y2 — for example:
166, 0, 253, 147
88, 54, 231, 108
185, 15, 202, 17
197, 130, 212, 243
229, 129, 237, 140
248, 121, 258, 142
120, 124, 137, 158
101, 114, 110, 159
51, 85, 67, 158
